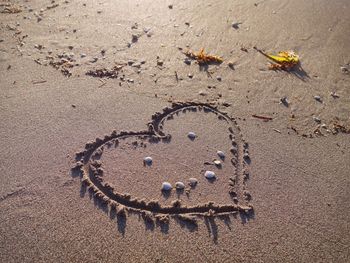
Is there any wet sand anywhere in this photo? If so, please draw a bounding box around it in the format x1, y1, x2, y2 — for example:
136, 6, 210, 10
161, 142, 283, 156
1, 0, 349, 262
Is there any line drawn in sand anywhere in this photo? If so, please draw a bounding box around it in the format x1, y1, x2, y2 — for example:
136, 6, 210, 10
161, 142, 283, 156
72, 102, 254, 234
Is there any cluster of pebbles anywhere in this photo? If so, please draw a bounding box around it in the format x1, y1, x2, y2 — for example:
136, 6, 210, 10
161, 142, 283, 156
143, 131, 226, 192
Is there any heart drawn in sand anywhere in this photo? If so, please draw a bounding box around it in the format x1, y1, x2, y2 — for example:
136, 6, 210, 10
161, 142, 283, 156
73, 102, 253, 223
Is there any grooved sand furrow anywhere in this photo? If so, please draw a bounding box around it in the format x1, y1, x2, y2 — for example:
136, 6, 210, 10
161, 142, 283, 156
73, 102, 253, 218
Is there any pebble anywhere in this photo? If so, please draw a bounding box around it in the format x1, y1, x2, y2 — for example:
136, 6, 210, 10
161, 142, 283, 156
228, 61, 235, 69
90, 57, 98, 63
204, 171, 216, 179
188, 178, 198, 187
187, 132, 196, 140
340, 66, 349, 74
330, 91, 339, 98
313, 116, 321, 123
157, 60, 164, 66
131, 34, 138, 43
216, 76, 222, 81
213, 160, 221, 166
232, 22, 241, 29
217, 151, 225, 159
188, 73, 193, 78
161, 182, 172, 191
80, 53, 86, 58
280, 96, 289, 107
243, 152, 250, 160
184, 58, 191, 65
314, 95, 322, 102
143, 156, 153, 166
175, 182, 185, 190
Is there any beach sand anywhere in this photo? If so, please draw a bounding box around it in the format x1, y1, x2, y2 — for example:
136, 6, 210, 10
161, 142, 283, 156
0, 0, 349, 262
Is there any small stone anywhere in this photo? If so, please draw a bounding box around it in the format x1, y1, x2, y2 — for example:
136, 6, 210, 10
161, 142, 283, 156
198, 90, 207, 96
228, 61, 235, 69
216, 76, 222, 81
128, 79, 134, 83
204, 171, 216, 179
143, 156, 153, 166
330, 91, 339, 98
175, 182, 185, 190
187, 132, 196, 140
313, 117, 321, 123
168, 4, 173, 9
243, 152, 250, 160
80, 53, 86, 58
232, 22, 241, 29
340, 66, 349, 74
157, 60, 164, 66
314, 95, 322, 102
188, 178, 198, 187
217, 151, 225, 159
184, 58, 191, 65
213, 160, 221, 166
161, 182, 172, 191
188, 73, 193, 78
131, 34, 138, 43
280, 96, 289, 107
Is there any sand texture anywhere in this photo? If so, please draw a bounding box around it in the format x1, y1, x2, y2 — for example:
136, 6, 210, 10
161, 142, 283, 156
1, 0, 349, 262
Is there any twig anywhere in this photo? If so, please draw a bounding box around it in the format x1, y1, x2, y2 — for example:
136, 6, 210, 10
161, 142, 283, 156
32, 80, 47, 84
273, 128, 281, 133
252, 114, 273, 121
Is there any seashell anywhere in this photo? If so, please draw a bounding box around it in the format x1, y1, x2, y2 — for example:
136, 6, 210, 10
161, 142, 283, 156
217, 151, 225, 159
143, 156, 153, 166
161, 182, 172, 191
204, 171, 216, 179
188, 178, 198, 187
187, 132, 196, 140
175, 182, 185, 190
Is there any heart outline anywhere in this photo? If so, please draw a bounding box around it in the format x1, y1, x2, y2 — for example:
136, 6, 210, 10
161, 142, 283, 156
73, 102, 253, 220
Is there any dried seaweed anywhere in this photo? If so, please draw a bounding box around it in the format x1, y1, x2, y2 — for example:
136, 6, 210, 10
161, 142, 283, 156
184, 48, 223, 64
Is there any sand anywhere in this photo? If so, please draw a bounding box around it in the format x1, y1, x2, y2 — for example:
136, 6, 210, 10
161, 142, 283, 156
1, 0, 349, 262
